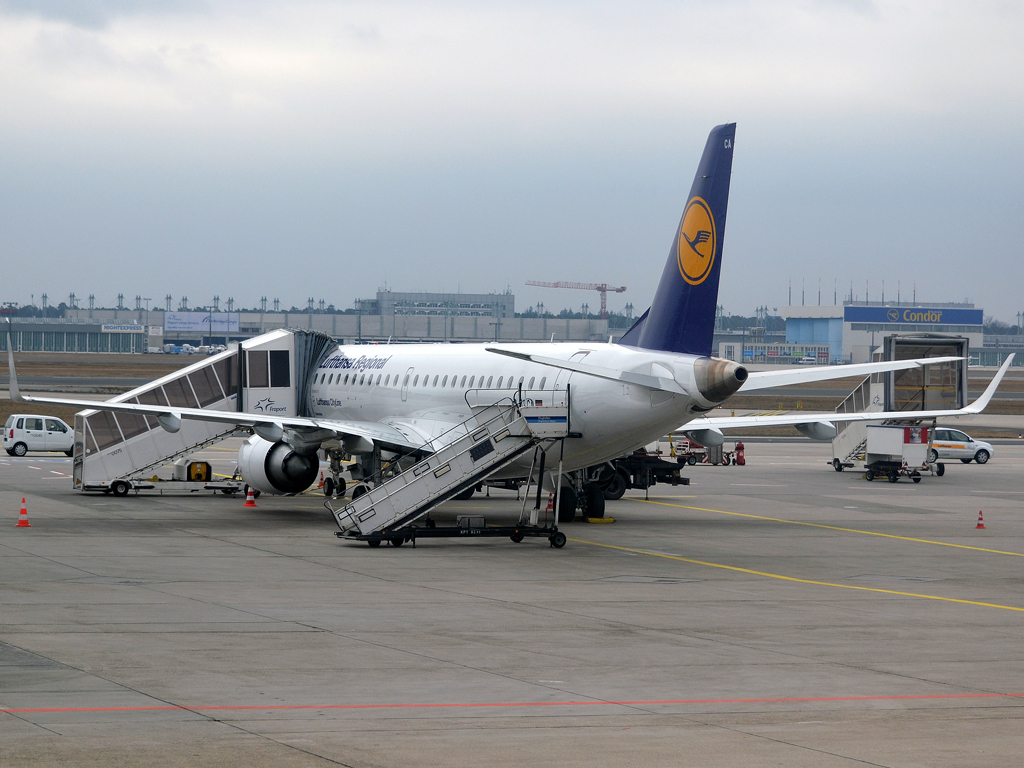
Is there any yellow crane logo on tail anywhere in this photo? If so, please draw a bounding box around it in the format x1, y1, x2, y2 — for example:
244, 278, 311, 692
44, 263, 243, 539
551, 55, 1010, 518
677, 196, 716, 285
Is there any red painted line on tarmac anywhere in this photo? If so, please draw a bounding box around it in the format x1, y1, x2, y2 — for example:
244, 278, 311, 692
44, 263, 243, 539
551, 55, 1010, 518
4, 691, 1024, 714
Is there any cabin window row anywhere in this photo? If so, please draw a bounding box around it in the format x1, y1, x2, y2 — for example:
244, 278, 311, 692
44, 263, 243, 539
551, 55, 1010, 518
315, 372, 547, 390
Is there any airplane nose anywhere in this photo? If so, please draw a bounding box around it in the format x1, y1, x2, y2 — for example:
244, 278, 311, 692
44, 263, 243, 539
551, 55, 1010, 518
694, 358, 748, 403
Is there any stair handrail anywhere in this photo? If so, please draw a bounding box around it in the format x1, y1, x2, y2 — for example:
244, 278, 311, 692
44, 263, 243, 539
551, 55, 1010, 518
329, 402, 534, 531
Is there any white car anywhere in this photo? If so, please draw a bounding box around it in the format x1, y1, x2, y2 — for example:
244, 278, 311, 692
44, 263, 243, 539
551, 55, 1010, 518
4, 414, 75, 457
929, 428, 993, 465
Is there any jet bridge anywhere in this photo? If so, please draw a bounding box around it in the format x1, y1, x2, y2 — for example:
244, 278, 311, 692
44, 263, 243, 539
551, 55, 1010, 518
73, 328, 337, 494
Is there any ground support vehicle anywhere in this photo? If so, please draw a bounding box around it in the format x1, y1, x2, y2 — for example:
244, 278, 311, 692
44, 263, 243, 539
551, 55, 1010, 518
82, 460, 247, 497
698, 444, 738, 466
4, 414, 74, 456
672, 439, 707, 466
335, 515, 566, 548
599, 450, 690, 500
929, 427, 994, 465
862, 425, 937, 483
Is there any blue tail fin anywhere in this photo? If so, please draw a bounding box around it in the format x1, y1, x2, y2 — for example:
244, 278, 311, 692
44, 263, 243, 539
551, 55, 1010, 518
627, 123, 735, 356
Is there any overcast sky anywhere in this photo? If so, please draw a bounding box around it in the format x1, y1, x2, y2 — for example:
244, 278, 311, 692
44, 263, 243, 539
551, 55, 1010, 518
1, 1, 1022, 320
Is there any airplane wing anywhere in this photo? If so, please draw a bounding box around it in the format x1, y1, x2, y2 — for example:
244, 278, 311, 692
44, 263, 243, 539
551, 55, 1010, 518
6, 341, 427, 455
685, 354, 1014, 432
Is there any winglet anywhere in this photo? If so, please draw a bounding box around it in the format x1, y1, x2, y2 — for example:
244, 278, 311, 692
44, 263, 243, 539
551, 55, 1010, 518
5, 321, 26, 403
963, 354, 1015, 413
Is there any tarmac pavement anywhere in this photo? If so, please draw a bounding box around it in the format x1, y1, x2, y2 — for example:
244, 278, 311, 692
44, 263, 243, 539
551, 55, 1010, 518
2, 441, 1024, 767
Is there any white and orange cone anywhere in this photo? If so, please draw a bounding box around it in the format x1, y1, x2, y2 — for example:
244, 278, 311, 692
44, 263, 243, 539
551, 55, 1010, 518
976, 510, 986, 530
16, 497, 31, 527
243, 486, 258, 508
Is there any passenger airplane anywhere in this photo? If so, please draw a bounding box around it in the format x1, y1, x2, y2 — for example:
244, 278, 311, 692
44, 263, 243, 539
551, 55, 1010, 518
7, 123, 1013, 513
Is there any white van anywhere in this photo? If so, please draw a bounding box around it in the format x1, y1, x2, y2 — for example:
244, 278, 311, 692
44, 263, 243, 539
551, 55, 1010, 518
4, 415, 75, 457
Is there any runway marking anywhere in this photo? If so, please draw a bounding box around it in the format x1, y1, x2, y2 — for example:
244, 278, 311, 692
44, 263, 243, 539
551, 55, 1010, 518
642, 499, 1024, 559
29, 466, 42, 470
4, 691, 1023, 714
570, 538, 1024, 613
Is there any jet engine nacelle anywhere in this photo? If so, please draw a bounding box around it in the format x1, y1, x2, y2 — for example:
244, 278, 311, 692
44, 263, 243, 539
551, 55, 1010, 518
682, 427, 725, 447
795, 421, 838, 441
237, 435, 320, 495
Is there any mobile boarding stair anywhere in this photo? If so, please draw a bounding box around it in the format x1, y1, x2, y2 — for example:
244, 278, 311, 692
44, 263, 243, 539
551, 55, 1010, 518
328, 392, 572, 548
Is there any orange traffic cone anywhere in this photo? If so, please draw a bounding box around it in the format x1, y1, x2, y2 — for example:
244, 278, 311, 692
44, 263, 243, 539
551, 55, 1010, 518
317, 472, 324, 489
976, 510, 985, 530
243, 486, 258, 508
16, 497, 31, 527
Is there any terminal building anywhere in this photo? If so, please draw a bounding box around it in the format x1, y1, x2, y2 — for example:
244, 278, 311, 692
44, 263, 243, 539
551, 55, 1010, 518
718, 300, 991, 365
1, 291, 612, 352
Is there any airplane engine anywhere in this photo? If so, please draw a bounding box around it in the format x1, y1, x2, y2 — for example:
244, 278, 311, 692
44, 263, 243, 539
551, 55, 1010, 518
683, 427, 726, 447
237, 435, 320, 495
795, 421, 838, 441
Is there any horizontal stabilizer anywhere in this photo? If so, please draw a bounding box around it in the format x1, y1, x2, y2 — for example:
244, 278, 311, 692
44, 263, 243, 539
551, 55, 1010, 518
686, 355, 1014, 432
741, 356, 965, 391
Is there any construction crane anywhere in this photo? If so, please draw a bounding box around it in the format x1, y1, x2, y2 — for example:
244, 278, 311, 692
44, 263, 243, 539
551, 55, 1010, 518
525, 281, 626, 320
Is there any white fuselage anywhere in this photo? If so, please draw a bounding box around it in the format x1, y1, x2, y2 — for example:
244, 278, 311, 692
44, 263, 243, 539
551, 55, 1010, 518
308, 342, 712, 475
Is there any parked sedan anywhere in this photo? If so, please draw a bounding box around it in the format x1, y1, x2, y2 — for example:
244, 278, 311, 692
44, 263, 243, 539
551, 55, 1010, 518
929, 428, 993, 464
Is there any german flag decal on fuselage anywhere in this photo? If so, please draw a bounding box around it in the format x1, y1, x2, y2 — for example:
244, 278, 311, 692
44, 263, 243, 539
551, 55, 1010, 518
676, 196, 716, 285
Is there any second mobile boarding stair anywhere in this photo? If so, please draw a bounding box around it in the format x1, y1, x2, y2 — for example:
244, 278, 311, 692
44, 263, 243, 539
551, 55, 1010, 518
329, 393, 569, 541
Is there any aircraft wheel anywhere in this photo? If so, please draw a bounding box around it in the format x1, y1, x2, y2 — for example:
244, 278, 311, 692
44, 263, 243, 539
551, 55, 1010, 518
602, 471, 627, 501
322, 477, 334, 497
556, 487, 578, 523
583, 483, 605, 519
549, 531, 567, 549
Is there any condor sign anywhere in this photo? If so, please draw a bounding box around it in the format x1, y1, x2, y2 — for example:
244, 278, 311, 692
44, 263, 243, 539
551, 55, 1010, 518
844, 306, 983, 326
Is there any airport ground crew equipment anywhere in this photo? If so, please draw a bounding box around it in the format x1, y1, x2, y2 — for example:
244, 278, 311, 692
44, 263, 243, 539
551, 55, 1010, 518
328, 391, 573, 548
861, 425, 938, 483
832, 334, 967, 473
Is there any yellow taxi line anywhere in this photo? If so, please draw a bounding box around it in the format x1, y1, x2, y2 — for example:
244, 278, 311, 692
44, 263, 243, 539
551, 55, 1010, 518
641, 499, 1024, 558
568, 538, 1024, 613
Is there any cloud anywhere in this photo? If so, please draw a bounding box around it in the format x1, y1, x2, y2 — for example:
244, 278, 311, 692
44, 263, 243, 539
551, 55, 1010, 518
0, 1, 1022, 318
0, 0, 208, 29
